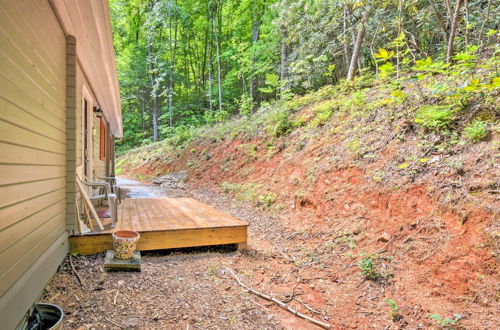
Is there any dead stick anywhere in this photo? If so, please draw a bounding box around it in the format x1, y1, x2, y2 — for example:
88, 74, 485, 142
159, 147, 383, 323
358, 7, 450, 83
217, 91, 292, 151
295, 297, 322, 316
225, 268, 331, 329
69, 255, 84, 286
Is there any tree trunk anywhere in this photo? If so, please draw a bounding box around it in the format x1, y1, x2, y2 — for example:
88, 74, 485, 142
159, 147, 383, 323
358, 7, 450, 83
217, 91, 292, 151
342, 6, 350, 73
279, 28, 287, 93
477, 0, 492, 52
207, 6, 213, 113
446, 0, 464, 63
147, 42, 159, 141
347, 4, 371, 81
249, 0, 262, 100
212, 16, 222, 112
428, 0, 450, 42
168, 0, 174, 127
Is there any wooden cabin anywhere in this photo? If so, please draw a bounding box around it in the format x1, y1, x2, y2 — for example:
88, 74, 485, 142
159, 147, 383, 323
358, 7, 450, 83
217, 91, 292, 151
0, 0, 122, 328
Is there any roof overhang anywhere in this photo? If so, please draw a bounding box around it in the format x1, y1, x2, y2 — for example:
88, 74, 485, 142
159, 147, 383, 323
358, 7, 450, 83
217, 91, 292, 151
50, 0, 123, 138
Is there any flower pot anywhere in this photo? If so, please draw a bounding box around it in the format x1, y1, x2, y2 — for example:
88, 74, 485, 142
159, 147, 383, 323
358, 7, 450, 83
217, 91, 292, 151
29, 303, 64, 330
112, 230, 140, 259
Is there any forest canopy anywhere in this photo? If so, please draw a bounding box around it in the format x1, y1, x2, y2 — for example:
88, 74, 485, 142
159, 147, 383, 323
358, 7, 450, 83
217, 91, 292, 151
110, 0, 499, 152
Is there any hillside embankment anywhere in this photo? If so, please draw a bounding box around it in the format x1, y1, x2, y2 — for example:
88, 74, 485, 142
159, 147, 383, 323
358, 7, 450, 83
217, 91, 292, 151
118, 58, 499, 328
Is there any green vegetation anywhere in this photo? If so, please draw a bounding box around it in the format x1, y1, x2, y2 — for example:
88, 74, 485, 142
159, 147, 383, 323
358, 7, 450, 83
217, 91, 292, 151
110, 0, 499, 153
385, 299, 402, 322
464, 119, 489, 142
358, 255, 381, 280
220, 182, 277, 209
429, 313, 463, 329
414, 105, 456, 130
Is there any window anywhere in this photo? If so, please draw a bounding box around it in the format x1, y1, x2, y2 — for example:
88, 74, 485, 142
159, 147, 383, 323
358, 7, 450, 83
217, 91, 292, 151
99, 118, 106, 160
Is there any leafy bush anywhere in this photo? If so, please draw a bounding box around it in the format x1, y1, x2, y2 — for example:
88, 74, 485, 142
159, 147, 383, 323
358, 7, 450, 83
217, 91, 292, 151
358, 255, 381, 280
463, 120, 488, 142
258, 193, 277, 208
310, 100, 337, 127
266, 111, 293, 137
414, 105, 455, 129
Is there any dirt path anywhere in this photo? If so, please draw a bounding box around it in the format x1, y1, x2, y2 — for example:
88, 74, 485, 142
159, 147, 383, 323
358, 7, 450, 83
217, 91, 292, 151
42, 178, 497, 329
41, 179, 299, 329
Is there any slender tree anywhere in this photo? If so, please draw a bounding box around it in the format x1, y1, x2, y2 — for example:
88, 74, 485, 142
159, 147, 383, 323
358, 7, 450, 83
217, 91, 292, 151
347, 3, 371, 81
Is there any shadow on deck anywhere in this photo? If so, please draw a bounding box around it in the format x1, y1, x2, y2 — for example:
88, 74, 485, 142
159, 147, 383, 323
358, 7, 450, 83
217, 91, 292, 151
70, 198, 248, 255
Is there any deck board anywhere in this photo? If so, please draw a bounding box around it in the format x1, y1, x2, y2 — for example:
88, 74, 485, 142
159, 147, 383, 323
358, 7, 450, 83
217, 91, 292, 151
70, 198, 248, 255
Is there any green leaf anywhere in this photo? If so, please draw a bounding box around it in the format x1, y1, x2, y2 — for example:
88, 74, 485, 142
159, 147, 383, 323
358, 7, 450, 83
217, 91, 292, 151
375, 48, 389, 59
258, 87, 274, 94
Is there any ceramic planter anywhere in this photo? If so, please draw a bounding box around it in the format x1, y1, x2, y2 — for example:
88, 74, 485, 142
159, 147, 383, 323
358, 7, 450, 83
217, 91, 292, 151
31, 303, 64, 330
112, 230, 140, 259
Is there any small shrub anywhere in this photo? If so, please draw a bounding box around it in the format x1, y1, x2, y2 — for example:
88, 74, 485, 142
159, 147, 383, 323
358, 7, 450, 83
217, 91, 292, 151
309, 100, 337, 127
258, 193, 277, 207
414, 105, 455, 130
386, 299, 403, 321
429, 313, 462, 329
267, 111, 293, 137
238, 143, 258, 160
358, 255, 381, 280
463, 120, 488, 142
207, 264, 217, 277
220, 182, 234, 193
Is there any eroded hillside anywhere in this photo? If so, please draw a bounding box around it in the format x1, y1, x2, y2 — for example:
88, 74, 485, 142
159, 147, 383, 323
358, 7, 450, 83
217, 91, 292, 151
118, 56, 499, 329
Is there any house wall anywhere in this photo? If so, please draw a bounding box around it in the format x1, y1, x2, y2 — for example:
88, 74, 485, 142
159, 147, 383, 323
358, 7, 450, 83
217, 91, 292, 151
76, 62, 108, 180
65, 62, 109, 231
0, 0, 69, 328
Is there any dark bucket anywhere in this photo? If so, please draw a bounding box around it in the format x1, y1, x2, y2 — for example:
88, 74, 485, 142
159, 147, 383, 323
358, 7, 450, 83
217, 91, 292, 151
28, 303, 63, 330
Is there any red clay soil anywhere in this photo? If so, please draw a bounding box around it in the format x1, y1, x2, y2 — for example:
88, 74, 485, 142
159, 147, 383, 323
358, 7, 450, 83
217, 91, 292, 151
122, 132, 498, 329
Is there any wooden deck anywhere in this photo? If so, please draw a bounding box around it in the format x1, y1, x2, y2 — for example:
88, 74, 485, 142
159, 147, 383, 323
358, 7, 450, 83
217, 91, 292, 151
70, 198, 248, 255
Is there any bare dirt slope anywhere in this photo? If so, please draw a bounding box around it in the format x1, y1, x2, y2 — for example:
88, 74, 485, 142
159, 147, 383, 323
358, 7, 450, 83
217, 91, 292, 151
112, 77, 498, 328
44, 172, 497, 329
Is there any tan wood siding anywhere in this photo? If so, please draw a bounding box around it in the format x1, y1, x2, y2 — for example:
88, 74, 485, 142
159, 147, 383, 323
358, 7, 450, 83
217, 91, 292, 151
0, 232, 68, 330
0, 0, 67, 304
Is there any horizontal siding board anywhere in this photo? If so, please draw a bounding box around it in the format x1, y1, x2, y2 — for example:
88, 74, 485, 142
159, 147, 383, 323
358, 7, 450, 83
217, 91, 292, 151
0, 232, 68, 330
0, 33, 65, 111
0, 200, 65, 254
0, 82, 65, 140
0, 164, 65, 186
0, 71, 65, 125
0, 215, 66, 297
0, 0, 65, 85
0, 188, 65, 232
0, 120, 65, 154
0, 177, 66, 210
0, 0, 71, 321
0, 142, 65, 165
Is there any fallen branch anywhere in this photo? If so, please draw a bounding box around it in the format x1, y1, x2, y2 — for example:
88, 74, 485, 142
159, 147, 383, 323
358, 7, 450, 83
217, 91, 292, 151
295, 297, 322, 316
225, 268, 331, 329
69, 254, 84, 286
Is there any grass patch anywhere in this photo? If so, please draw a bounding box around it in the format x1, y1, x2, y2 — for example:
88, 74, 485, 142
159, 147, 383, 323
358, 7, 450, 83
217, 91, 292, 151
463, 119, 488, 142
414, 105, 455, 130
220, 182, 277, 209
